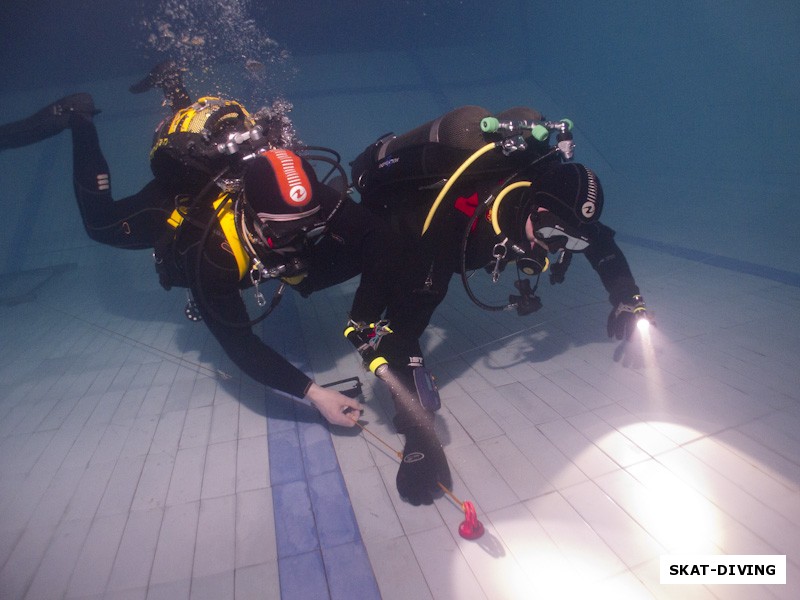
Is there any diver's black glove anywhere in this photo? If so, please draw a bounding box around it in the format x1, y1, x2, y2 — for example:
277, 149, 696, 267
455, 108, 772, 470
396, 425, 452, 506
549, 250, 573, 285
607, 294, 649, 340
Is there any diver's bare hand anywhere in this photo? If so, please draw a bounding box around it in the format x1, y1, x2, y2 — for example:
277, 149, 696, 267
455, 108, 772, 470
304, 383, 363, 427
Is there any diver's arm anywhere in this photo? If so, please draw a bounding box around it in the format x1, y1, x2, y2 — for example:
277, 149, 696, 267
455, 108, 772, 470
583, 223, 640, 305
325, 196, 408, 323
193, 282, 312, 397
194, 285, 361, 426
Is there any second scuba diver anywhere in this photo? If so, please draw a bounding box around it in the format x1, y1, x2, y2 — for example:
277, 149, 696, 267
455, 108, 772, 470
0, 63, 451, 506
350, 105, 652, 352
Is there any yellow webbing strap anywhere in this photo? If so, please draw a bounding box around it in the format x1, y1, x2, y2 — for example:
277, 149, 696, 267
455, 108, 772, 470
167, 207, 185, 229
212, 194, 250, 281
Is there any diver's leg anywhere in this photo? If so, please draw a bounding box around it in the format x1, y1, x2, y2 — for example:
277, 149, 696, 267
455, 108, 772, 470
70, 115, 172, 249
0, 93, 98, 150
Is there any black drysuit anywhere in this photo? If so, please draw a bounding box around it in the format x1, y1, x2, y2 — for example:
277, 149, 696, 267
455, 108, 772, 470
359, 167, 641, 334
69, 117, 415, 399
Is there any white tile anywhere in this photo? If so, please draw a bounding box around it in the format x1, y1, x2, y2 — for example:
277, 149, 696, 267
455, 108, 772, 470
560, 479, 665, 568
520, 373, 589, 418
567, 411, 652, 468
26, 465, 84, 530
340, 464, 404, 542
442, 388, 505, 442
106, 507, 163, 593
476, 435, 554, 501
235, 488, 277, 568
480, 503, 568, 599
233, 562, 281, 600
201, 441, 237, 500
119, 414, 159, 458
66, 513, 128, 599
238, 402, 268, 440
89, 422, 132, 466
166, 446, 206, 506
538, 419, 621, 479
62, 462, 115, 522
179, 405, 213, 449
506, 425, 589, 490
189, 571, 234, 600
193, 495, 236, 579
525, 492, 627, 583
150, 502, 199, 587
23, 518, 93, 600
683, 436, 800, 525
131, 451, 175, 512
149, 410, 186, 455
496, 381, 562, 424
714, 427, 800, 493
378, 462, 445, 537
136, 384, 170, 417
209, 402, 239, 444
652, 448, 800, 557
97, 455, 146, 517
448, 442, 519, 513
593, 467, 722, 555
236, 435, 269, 492
408, 525, 488, 600
592, 404, 678, 456
0, 523, 55, 600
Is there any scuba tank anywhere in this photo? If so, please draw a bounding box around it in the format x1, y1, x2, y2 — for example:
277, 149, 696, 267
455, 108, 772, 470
351, 106, 551, 207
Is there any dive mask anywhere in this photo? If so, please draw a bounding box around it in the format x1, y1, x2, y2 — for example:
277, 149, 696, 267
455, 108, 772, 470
529, 211, 590, 253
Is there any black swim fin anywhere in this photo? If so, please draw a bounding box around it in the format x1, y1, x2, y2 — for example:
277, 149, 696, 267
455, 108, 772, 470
130, 60, 192, 111
0, 93, 99, 151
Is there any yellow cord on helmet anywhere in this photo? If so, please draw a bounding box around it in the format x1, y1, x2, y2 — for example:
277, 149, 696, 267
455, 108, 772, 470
421, 141, 499, 235
490, 180, 531, 236
167, 96, 255, 135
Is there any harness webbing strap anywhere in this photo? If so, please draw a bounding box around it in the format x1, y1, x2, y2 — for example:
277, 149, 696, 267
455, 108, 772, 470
213, 194, 250, 280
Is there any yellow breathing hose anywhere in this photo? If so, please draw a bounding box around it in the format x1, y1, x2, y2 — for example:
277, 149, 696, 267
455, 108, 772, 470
421, 141, 498, 235
490, 181, 531, 235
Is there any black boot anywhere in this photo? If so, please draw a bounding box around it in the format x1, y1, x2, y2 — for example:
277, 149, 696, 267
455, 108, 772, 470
0, 93, 99, 151
129, 60, 192, 111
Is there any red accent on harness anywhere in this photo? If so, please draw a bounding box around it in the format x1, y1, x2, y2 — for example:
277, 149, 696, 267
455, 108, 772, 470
454, 193, 482, 233
454, 192, 479, 218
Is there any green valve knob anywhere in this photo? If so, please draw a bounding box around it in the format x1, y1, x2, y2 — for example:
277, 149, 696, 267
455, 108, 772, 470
480, 117, 500, 133
560, 118, 574, 130
531, 124, 549, 141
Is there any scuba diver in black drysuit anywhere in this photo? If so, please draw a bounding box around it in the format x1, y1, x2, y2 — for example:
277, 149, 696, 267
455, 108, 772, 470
350, 105, 652, 347
0, 62, 451, 506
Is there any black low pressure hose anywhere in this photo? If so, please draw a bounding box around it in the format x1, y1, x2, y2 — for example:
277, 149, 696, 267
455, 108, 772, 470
458, 148, 558, 312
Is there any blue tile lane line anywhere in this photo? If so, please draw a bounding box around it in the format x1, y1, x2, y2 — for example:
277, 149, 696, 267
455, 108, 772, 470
618, 232, 800, 288
262, 295, 381, 600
